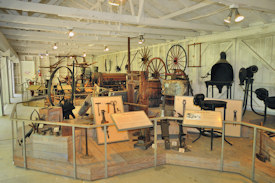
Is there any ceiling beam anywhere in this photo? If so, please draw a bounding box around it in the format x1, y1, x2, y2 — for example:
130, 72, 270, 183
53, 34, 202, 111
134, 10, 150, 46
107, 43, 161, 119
129, 0, 135, 16
0, 28, 165, 45
0, 0, 227, 31
160, 0, 215, 19
209, 0, 275, 13
137, 0, 144, 23
0, 14, 198, 37
0, 22, 183, 40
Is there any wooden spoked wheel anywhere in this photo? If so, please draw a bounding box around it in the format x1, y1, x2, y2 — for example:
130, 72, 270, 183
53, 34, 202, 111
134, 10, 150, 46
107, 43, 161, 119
146, 57, 167, 80
166, 44, 187, 73
139, 46, 151, 71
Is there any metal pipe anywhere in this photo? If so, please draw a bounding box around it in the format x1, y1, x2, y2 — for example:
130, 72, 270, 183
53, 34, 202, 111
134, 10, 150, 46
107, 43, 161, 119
154, 120, 157, 167
104, 125, 108, 178
128, 37, 130, 72
72, 126, 77, 179
22, 121, 27, 169
11, 120, 14, 162
220, 121, 225, 171
251, 127, 257, 181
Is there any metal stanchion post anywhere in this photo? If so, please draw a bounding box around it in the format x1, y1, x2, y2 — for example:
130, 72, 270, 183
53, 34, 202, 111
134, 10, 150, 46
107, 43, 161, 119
104, 125, 108, 178
11, 120, 14, 162
251, 127, 257, 181
72, 126, 77, 179
220, 121, 225, 171
154, 120, 157, 167
22, 121, 27, 169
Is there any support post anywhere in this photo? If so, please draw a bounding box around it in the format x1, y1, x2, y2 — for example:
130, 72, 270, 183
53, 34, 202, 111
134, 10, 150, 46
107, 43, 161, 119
251, 127, 257, 181
104, 125, 108, 178
220, 121, 225, 171
11, 119, 14, 162
154, 119, 157, 167
128, 37, 130, 73
22, 121, 27, 169
72, 126, 77, 179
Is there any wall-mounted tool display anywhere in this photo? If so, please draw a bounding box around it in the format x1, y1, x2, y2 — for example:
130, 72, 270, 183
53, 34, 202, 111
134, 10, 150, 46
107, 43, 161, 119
116, 55, 126, 72
92, 96, 128, 144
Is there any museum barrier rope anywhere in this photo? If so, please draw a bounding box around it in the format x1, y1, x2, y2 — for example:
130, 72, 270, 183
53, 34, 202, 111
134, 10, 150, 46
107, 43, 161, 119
10, 103, 275, 182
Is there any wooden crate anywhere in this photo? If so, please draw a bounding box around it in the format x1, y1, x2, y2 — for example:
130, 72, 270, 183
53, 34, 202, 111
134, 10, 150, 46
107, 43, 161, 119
39, 107, 63, 122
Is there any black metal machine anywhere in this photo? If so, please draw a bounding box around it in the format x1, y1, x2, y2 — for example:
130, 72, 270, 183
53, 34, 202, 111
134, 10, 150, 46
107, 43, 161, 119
205, 52, 234, 98
239, 65, 260, 116
255, 88, 275, 123
193, 94, 232, 150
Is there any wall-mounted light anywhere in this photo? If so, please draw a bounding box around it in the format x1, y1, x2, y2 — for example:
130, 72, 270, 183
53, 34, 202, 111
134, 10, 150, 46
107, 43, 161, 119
68, 29, 75, 38
46, 51, 49, 56
40, 54, 43, 59
53, 43, 58, 50
224, 5, 244, 24
138, 35, 145, 44
83, 52, 87, 57
104, 45, 109, 51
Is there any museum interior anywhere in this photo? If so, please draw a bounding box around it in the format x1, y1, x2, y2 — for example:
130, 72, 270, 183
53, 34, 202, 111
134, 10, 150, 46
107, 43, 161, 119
0, 0, 275, 183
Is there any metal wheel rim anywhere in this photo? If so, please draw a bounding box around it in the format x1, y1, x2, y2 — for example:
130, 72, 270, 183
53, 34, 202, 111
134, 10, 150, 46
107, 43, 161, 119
166, 44, 187, 73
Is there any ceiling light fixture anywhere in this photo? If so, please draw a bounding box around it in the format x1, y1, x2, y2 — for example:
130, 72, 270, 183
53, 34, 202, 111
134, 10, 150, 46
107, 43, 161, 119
53, 43, 58, 50
83, 52, 87, 57
234, 9, 244, 22
138, 35, 145, 44
224, 5, 244, 24
108, 0, 120, 6
46, 51, 49, 56
68, 29, 75, 38
104, 45, 109, 51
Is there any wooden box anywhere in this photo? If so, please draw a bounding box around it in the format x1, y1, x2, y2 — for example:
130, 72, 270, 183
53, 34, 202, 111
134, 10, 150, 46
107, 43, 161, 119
39, 107, 63, 122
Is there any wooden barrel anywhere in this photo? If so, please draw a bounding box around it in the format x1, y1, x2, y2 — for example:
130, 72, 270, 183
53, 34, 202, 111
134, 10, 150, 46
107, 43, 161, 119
147, 79, 162, 107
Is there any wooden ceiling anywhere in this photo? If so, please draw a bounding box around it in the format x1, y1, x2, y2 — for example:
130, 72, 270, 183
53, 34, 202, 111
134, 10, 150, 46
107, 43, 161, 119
0, 0, 274, 57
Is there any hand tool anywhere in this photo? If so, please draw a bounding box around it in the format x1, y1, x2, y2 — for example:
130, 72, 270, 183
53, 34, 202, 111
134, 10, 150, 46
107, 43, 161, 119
95, 102, 101, 116
101, 110, 110, 138
111, 101, 117, 113
105, 102, 111, 113
233, 110, 237, 126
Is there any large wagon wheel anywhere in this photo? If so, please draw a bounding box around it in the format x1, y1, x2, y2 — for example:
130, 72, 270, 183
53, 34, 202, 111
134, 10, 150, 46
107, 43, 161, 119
139, 46, 151, 71
146, 57, 167, 80
166, 44, 187, 73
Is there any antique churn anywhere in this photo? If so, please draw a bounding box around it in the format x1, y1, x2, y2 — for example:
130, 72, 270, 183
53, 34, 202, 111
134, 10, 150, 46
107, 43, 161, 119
147, 79, 162, 107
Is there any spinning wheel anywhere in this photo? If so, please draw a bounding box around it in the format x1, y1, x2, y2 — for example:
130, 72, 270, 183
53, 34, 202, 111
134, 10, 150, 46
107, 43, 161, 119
146, 57, 167, 80
139, 47, 151, 71
166, 44, 187, 73
47, 66, 74, 106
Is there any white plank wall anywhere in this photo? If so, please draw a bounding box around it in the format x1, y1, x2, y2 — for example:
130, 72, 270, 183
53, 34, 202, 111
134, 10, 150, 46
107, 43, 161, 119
96, 33, 275, 115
